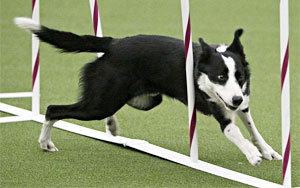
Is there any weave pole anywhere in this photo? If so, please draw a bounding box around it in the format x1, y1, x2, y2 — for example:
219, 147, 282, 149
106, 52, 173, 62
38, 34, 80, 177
32, 0, 40, 116
280, 0, 291, 187
88, 0, 103, 57
180, 0, 198, 162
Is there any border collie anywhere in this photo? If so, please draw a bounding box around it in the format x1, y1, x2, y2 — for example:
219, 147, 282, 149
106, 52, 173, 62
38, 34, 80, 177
14, 17, 282, 165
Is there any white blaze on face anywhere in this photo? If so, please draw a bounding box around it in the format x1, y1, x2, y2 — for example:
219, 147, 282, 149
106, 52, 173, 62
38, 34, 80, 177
216, 55, 244, 107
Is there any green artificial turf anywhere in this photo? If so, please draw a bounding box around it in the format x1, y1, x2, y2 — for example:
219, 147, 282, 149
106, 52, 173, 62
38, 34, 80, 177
0, 0, 299, 187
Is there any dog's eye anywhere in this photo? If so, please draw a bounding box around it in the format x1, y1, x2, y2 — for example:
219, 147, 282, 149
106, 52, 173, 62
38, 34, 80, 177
217, 75, 226, 81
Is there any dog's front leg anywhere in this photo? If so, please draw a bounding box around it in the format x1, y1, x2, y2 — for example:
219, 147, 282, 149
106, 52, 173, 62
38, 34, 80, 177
237, 108, 282, 161
223, 122, 263, 166
215, 112, 263, 165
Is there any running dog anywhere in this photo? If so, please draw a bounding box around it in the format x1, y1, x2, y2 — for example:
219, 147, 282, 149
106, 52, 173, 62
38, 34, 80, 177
14, 17, 282, 165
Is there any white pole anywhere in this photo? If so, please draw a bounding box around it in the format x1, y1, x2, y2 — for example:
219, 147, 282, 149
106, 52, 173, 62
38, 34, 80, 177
280, 0, 291, 187
180, 0, 198, 162
32, 0, 40, 116
88, 0, 103, 57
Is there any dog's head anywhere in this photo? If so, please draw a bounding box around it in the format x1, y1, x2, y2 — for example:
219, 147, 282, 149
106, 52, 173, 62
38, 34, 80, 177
196, 29, 250, 111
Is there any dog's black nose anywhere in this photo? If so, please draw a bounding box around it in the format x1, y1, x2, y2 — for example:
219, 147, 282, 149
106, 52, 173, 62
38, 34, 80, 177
232, 96, 243, 106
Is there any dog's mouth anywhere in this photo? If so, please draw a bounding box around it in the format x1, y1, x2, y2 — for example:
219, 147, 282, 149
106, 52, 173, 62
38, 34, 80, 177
216, 93, 238, 111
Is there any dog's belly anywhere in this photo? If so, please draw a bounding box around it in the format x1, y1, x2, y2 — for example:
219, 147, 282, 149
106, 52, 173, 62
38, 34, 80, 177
127, 93, 162, 111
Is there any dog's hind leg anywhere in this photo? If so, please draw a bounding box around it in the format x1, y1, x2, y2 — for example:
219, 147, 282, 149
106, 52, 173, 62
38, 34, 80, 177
104, 94, 162, 136
105, 115, 119, 136
238, 108, 282, 160
38, 98, 126, 151
39, 120, 58, 152
44, 101, 121, 121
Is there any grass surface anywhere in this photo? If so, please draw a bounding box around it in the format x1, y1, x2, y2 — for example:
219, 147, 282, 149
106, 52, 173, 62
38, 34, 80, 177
1, 0, 299, 187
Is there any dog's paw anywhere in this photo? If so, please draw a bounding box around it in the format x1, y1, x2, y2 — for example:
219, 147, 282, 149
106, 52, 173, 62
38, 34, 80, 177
39, 139, 58, 152
243, 140, 263, 166
255, 142, 282, 160
105, 116, 119, 136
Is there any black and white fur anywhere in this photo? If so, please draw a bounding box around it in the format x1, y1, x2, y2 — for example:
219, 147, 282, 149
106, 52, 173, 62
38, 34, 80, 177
14, 17, 281, 165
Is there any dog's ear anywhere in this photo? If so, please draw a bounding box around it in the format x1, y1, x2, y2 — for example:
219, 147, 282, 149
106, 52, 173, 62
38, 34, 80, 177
199, 38, 213, 58
227, 29, 245, 58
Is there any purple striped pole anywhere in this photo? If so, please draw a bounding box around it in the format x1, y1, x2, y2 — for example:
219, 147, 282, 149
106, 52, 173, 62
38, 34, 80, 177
89, 0, 103, 57
32, 0, 40, 115
181, 0, 198, 162
280, 0, 291, 187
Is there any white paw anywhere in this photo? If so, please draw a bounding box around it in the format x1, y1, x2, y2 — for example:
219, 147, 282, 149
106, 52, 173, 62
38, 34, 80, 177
255, 142, 282, 160
39, 139, 58, 152
243, 140, 262, 166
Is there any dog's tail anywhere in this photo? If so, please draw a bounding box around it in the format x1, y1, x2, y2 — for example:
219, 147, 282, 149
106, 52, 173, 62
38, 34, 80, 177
14, 17, 112, 53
